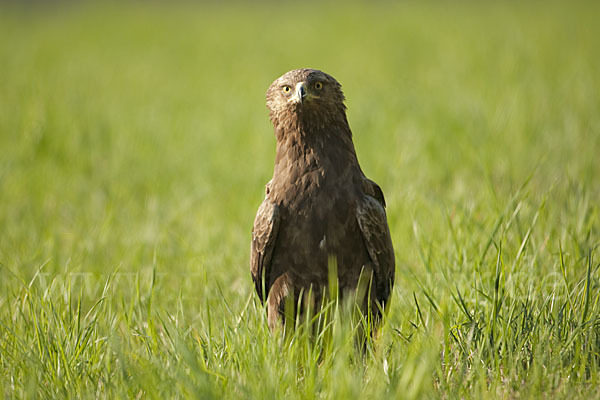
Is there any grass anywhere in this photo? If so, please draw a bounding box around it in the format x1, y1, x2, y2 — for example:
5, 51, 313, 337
1, 1, 599, 398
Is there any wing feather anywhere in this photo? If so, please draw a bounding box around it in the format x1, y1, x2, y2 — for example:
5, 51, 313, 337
356, 182, 395, 308
250, 198, 280, 302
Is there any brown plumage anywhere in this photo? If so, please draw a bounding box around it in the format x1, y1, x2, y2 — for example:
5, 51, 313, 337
251, 68, 395, 331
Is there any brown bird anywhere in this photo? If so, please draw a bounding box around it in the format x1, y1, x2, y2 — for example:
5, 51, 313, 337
251, 68, 395, 331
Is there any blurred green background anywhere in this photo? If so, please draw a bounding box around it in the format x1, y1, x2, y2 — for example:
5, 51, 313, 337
0, 1, 599, 398
1, 0, 597, 292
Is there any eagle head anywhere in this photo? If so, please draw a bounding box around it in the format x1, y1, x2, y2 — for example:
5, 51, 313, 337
266, 68, 347, 134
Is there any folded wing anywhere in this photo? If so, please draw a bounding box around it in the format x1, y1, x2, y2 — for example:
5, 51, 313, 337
356, 182, 395, 309
250, 199, 280, 302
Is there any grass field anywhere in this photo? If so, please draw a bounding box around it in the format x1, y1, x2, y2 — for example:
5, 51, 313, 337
1, 1, 599, 398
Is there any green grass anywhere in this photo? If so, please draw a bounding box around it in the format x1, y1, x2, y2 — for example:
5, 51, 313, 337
1, 1, 599, 398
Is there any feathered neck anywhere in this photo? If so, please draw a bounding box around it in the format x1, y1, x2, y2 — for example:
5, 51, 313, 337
270, 112, 359, 182
270, 104, 351, 142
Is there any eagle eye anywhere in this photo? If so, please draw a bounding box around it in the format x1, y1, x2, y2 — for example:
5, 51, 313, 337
282, 86, 291, 94
314, 82, 323, 90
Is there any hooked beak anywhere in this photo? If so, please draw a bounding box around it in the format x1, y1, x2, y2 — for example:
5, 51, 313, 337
289, 82, 308, 104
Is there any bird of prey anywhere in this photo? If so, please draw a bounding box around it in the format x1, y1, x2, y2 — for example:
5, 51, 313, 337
251, 68, 395, 331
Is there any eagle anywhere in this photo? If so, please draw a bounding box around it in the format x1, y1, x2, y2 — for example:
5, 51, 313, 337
251, 68, 395, 331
